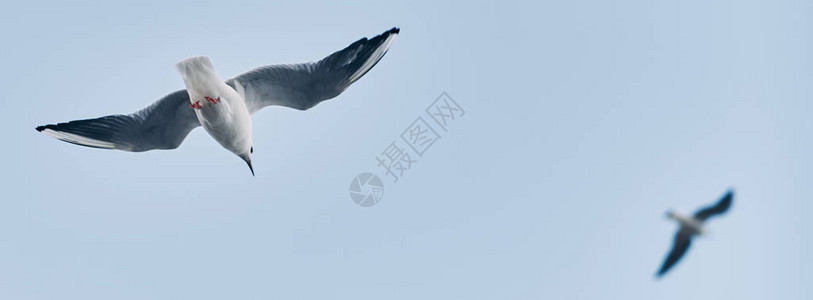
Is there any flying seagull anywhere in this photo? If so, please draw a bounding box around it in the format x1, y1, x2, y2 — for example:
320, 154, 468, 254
656, 189, 734, 278
35, 27, 400, 176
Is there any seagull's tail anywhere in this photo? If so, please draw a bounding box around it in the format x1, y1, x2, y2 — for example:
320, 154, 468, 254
176, 56, 216, 78
176, 56, 224, 98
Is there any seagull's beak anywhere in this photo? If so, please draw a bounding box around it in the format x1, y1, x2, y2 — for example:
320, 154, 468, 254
240, 154, 254, 176
246, 159, 254, 176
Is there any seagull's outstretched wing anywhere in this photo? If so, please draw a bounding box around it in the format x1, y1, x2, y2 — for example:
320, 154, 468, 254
694, 190, 734, 221
227, 27, 399, 114
656, 228, 693, 278
36, 90, 200, 152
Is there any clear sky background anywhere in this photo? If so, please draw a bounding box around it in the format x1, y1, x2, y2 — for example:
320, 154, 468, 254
0, 0, 809, 299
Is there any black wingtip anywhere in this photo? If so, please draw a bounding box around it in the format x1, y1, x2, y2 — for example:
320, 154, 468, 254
655, 265, 673, 279
388, 27, 400, 35
35, 125, 46, 132
722, 189, 734, 204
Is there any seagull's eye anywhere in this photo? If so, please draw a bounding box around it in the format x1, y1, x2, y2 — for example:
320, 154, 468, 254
250, 147, 253, 153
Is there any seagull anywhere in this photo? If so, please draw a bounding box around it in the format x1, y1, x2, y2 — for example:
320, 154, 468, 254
656, 189, 734, 278
35, 27, 400, 176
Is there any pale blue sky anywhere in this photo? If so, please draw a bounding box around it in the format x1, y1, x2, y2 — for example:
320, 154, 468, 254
0, 0, 809, 299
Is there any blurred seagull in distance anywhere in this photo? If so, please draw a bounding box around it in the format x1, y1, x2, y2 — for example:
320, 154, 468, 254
36, 27, 400, 176
656, 189, 734, 278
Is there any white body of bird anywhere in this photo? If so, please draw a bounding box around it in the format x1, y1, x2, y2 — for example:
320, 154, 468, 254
176, 56, 254, 171
666, 211, 704, 235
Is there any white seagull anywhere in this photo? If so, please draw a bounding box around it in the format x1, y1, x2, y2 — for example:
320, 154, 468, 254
656, 189, 734, 278
36, 28, 400, 175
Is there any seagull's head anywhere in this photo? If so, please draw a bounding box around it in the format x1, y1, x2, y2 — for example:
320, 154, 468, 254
238, 146, 254, 176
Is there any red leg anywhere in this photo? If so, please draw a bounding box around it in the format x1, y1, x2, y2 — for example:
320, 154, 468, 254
205, 96, 221, 104
190, 101, 202, 109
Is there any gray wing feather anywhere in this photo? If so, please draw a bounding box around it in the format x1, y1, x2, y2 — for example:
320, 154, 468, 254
656, 228, 693, 277
227, 27, 399, 114
694, 190, 734, 221
36, 90, 200, 152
